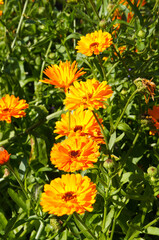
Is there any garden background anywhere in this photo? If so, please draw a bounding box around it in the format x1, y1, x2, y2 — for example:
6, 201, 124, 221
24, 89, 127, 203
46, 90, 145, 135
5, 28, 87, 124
0, 0, 159, 239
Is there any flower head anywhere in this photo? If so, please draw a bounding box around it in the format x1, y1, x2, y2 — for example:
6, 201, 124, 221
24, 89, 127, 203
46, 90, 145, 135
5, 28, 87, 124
0, 95, 29, 123
54, 108, 105, 144
76, 30, 113, 56
0, 0, 4, 5
119, 0, 146, 7
40, 60, 86, 92
148, 106, 159, 135
64, 78, 113, 110
50, 135, 100, 172
40, 174, 97, 216
0, 147, 11, 165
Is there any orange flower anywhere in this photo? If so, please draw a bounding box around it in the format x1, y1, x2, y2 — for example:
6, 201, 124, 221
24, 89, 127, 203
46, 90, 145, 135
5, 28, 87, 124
0, 147, 11, 165
40, 174, 97, 216
54, 108, 105, 144
127, 11, 134, 23
0, 95, 29, 123
0, 0, 4, 5
40, 61, 86, 92
112, 8, 122, 35
76, 30, 113, 56
64, 78, 113, 111
114, 46, 127, 56
0, 10, 2, 16
119, 0, 146, 7
50, 135, 100, 172
148, 106, 159, 135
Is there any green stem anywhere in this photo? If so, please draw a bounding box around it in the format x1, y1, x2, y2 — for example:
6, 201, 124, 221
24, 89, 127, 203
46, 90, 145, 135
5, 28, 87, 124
11, 0, 29, 50
6, 162, 28, 199
40, 40, 53, 79
143, 217, 159, 230
92, 110, 109, 151
109, 217, 116, 240
114, 88, 139, 131
88, 0, 100, 21
122, 127, 141, 166
35, 220, 44, 240
73, 212, 97, 240
97, 55, 106, 81
106, 62, 119, 78
112, 44, 133, 78
62, 40, 72, 62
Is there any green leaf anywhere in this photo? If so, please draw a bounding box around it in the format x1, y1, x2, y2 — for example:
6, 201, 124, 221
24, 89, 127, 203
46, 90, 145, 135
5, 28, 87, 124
117, 122, 134, 140
145, 226, 159, 236
0, 209, 8, 229
73, 213, 97, 240
103, 207, 115, 233
8, 188, 28, 213
115, 132, 125, 143
109, 131, 116, 150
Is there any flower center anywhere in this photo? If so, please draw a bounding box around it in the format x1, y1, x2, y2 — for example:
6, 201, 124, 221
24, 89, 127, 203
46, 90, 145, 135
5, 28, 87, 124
90, 42, 99, 48
62, 191, 76, 202
74, 125, 83, 132
69, 150, 80, 158
2, 108, 10, 112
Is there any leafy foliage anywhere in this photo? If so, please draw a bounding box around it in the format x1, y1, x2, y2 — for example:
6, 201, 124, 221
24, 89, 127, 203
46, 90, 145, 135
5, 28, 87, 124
0, 0, 159, 239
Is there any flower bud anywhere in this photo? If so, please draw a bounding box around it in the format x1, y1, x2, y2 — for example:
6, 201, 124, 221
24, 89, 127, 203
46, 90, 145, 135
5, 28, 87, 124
99, 19, 106, 28
138, 30, 146, 38
147, 166, 158, 177
50, 218, 61, 231
103, 158, 115, 169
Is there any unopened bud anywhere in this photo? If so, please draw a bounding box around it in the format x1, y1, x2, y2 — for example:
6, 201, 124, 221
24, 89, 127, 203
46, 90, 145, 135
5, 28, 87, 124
103, 158, 115, 169
99, 19, 106, 28
50, 218, 61, 231
147, 166, 158, 177
138, 30, 146, 38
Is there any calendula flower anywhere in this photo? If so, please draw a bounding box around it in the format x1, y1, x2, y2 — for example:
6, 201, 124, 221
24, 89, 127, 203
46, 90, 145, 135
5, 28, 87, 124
0, 147, 11, 165
0, 10, 2, 16
40, 60, 86, 92
0, 0, 4, 5
114, 46, 127, 56
64, 78, 113, 110
0, 95, 29, 123
148, 106, 159, 135
112, 8, 122, 35
119, 0, 146, 7
127, 11, 134, 23
50, 135, 100, 172
76, 30, 113, 56
40, 174, 97, 216
54, 108, 105, 144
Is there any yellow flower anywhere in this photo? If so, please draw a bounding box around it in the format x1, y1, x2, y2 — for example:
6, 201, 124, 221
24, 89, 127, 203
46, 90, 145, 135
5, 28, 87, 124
50, 135, 100, 172
40, 60, 86, 92
0, 95, 29, 123
40, 174, 97, 216
64, 78, 113, 110
76, 30, 113, 56
0, 147, 11, 165
54, 108, 105, 144
148, 106, 159, 135
0, 0, 4, 5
